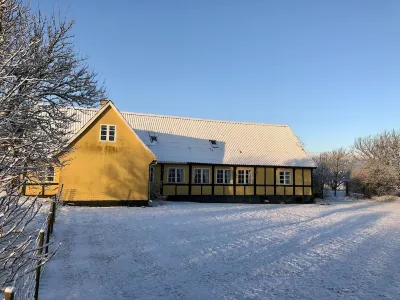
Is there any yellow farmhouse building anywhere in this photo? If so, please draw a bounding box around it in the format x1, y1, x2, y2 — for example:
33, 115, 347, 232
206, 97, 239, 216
25, 100, 317, 205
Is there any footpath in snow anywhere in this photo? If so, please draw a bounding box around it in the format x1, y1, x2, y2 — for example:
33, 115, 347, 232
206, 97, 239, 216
40, 199, 400, 300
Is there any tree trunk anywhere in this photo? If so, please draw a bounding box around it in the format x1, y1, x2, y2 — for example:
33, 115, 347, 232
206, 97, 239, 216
334, 187, 337, 196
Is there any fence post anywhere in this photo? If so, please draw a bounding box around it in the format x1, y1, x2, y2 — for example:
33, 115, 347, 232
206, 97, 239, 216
34, 230, 45, 300
45, 212, 52, 254
4, 286, 15, 300
52, 195, 56, 222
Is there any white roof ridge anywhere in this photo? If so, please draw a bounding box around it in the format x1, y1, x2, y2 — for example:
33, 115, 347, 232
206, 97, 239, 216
121, 111, 289, 128
66, 106, 288, 127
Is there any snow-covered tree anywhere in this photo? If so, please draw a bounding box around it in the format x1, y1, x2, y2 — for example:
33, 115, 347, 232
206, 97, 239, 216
0, 0, 105, 288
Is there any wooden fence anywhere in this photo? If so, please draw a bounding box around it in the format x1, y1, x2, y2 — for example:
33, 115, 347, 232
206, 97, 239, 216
3, 185, 63, 300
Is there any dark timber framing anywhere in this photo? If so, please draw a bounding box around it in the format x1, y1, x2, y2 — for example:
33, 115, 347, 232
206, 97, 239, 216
188, 164, 192, 196
157, 163, 315, 199
160, 163, 164, 194
233, 166, 237, 196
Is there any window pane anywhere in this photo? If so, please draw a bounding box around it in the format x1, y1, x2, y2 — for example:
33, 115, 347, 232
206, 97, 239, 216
225, 170, 231, 183
217, 170, 223, 184
238, 170, 244, 184
168, 169, 175, 183
203, 169, 209, 184
194, 169, 201, 184
177, 169, 184, 183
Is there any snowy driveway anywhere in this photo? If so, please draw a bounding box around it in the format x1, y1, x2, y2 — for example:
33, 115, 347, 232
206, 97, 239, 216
40, 200, 400, 300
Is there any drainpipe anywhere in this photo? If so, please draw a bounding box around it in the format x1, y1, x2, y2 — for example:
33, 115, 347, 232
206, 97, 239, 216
148, 160, 157, 201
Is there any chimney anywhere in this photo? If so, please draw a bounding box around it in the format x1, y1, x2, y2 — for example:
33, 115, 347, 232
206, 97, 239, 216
100, 99, 109, 107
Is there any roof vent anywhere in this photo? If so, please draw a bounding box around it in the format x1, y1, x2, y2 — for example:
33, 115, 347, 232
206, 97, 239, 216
209, 140, 219, 148
149, 135, 158, 143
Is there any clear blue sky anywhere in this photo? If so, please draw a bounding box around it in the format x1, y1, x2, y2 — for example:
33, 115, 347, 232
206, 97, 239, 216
35, 0, 400, 153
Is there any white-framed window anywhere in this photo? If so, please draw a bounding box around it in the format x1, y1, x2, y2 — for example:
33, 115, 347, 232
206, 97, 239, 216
150, 166, 155, 183
194, 168, 210, 184
238, 170, 252, 184
100, 124, 116, 142
216, 169, 231, 184
38, 166, 55, 182
279, 171, 291, 185
168, 168, 184, 183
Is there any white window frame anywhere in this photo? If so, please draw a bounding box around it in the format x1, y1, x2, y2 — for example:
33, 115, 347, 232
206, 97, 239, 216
38, 166, 55, 182
167, 168, 185, 183
279, 171, 291, 185
237, 170, 252, 184
193, 168, 210, 184
149, 166, 155, 183
216, 169, 232, 184
99, 124, 117, 142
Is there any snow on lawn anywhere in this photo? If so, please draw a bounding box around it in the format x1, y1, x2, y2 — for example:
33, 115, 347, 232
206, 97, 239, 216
40, 200, 400, 300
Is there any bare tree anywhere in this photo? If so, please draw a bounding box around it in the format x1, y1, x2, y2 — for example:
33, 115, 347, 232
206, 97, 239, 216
323, 148, 353, 197
312, 154, 330, 199
353, 130, 400, 196
0, 0, 105, 288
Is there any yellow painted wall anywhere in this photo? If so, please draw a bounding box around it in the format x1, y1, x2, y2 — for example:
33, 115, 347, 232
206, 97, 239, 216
236, 186, 244, 195
295, 187, 304, 195
266, 186, 275, 195
256, 186, 265, 195
245, 186, 254, 195
266, 168, 274, 185
304, 187, 312, 195
164, 185, 175, 195
295, 169, 303, 185
256, 167, 265, 185
214, 186, 223, 195
276, 186, 285, 195
224, 186, 234, 195
59, 105, 155, 201
191, 186, 201, 195
285, 186, 293, 196
158, 166, 311, 198
177, 186, 189, 195
304, 169, 312, 185
202, 185, 212, 195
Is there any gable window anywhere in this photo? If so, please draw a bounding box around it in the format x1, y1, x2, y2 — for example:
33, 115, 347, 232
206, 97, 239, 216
238, 170, 252, 184
100, 125, 116, 142
216, 169, 231, 184
38, 166, 55, 182
168, 168, 184, 183
194, 168, 210, 184
279, 171, 291, 185
150, 166, 155, 183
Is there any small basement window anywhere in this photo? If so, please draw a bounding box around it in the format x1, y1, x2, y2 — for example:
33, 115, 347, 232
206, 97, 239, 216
100, 125, 116, 142
279, 171, 291, 185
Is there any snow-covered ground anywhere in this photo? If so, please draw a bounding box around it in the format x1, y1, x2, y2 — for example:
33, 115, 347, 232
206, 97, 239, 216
40, 199, 400, 300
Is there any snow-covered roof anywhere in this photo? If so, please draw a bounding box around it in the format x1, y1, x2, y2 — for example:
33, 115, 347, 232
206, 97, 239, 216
68, 106, 316, 168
